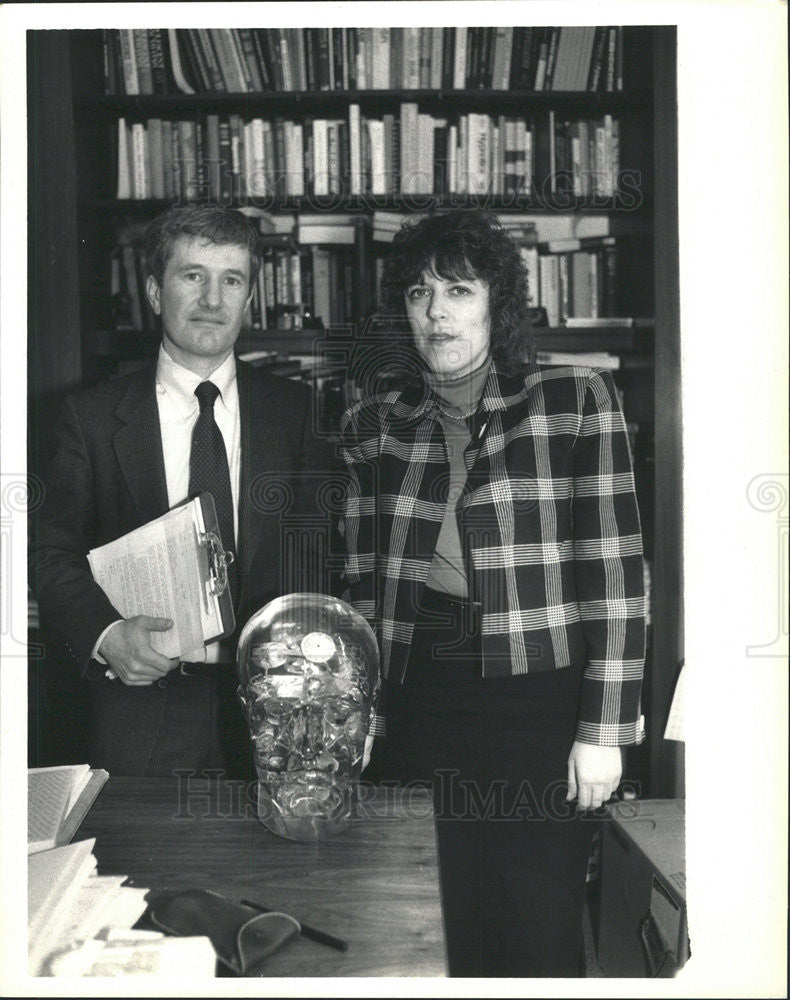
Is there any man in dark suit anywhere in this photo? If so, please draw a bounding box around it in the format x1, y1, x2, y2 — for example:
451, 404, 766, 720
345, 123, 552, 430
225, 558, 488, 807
30, 205, 343, 778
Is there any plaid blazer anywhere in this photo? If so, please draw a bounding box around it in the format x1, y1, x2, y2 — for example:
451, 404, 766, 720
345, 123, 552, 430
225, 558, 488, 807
341, 361, 646, 746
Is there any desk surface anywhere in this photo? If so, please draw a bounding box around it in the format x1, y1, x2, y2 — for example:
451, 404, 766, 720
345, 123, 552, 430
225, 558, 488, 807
77, 777, 446, 978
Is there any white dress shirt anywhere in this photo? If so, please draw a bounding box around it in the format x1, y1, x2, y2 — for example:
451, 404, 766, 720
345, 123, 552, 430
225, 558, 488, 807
94, 345, 241, 666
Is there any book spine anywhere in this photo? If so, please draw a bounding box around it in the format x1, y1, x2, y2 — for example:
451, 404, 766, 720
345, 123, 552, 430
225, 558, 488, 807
345, 28, 358, 89
167, 29, 196, 94
237, 29, 264, 91
327, 121, 340, 195
278, 30, 293, 91
312, 119, 329, 196
399, 102, 419, 196
417, 113, 435, 194
102, 29, 117, 94
207, 29, 234, 91
348, 103, 362, 196
442, 28, 455, 89
260, 30, 282, 91
510, 27, 531, 88
147, 29, 169, 94
480, 26, 495, 89
372, 28, 391, 89
118, 30, 140, 95
457, 114, 468, 194
402, 26, 419, 89
340, 27, 350, 90
331, 27, 344, 90
533, 29, 549, 90
204, 113, 220, 200
367, 119, 386, 195
419, 27, 432, 88
465, 27, 478, 88
293, 28, 308, 91
430, 28, 443, 89
363, 28, 373, 91
130, 122, 148, 199
498, 27, 513, 90
605, 27, 617, 91
543, 27, 561, 91
116, 118, 131, 198
213, 28, 247, 92
316, 29, 331, 91
453, 27, 467, 89
133, 30, 154, 95
148, 118, 165, 199
161, 119, 174, 200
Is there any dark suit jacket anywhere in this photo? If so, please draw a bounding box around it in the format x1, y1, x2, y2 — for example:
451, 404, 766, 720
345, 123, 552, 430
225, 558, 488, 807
30, 359, 345, 678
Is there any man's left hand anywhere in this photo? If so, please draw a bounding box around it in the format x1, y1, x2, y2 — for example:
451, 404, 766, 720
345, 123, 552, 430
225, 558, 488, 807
566, 741, 622, 810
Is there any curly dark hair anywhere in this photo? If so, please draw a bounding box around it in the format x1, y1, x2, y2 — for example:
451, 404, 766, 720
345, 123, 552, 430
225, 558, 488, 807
143, 204, 262, 289
378, 209, 535, 375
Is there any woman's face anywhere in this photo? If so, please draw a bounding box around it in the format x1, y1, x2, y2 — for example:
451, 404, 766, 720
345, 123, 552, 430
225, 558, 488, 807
404, 267, 491, 378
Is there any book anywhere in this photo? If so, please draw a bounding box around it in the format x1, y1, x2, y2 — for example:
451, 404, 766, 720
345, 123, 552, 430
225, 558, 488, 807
87, 494, 235, 662
167, 29, 196, 94
28, 838, 98, 974
563, 316, 635, 328
453, 27, 467, 88
366, 118, 386, 196
536, 350, 620, 369
297, 223, 356, 245
118, 29, 139, 95
28, 765, 109, 854
212, 28, 248, 92
132, 29, 154, 94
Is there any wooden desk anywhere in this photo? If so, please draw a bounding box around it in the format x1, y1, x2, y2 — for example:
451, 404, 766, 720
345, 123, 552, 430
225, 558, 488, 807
77, 777, 446, 977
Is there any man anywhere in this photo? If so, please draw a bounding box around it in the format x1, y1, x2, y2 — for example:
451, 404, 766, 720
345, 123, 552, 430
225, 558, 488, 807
30, 205, 342, 778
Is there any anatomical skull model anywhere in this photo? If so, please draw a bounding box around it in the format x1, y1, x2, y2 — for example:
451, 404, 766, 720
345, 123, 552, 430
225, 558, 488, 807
237, 593, 379, 840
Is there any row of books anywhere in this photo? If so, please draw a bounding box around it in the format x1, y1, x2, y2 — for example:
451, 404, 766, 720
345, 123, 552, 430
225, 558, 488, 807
104, 26, 625, 97
526, 234, 651, 325
368, 221, 647, 325
115, 108, 623, 203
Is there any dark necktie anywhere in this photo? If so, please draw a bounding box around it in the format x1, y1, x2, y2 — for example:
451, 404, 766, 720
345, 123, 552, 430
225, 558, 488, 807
189, 380, 237, 603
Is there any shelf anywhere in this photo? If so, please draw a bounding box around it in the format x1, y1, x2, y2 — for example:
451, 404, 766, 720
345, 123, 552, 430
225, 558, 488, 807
533, 326, 654, 352
82, 194, 653, 216
73, 88, 653, 118
87, 326, 656, 361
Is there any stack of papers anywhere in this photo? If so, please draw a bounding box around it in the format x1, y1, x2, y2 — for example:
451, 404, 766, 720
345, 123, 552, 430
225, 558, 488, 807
27, 765, 215, 977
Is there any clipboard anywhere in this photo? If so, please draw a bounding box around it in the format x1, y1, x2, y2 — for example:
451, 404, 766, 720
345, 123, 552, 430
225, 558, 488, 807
87, 492, 235, 660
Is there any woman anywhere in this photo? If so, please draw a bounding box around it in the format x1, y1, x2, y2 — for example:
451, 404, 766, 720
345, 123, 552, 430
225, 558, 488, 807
341, 210, 645, 977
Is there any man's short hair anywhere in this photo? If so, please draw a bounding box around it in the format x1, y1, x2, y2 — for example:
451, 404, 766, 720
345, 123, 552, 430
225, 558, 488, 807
143, 205, 262, 288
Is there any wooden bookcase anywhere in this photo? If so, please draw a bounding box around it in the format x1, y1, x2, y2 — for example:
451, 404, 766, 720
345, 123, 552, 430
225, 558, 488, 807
27, 26, 681, 796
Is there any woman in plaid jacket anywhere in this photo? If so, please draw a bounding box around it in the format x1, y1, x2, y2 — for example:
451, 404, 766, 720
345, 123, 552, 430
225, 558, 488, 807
341, 210, 646, 977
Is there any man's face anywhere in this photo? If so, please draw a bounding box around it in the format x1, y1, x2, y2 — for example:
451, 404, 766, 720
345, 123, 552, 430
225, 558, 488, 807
146, 236, 252, 375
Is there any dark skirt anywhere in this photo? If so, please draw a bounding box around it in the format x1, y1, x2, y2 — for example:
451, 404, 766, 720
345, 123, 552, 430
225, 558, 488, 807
380, 587, 598, 978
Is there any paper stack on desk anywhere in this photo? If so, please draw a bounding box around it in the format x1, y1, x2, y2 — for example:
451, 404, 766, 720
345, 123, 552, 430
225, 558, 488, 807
27, 769, 215, 977
27, 838, 215, 977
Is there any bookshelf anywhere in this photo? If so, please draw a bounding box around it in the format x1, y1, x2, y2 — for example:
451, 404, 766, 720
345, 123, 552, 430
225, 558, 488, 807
28, 25, 681, 796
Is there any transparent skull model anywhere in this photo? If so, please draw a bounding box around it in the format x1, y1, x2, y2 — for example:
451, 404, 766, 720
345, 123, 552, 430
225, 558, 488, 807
237, 593, 379, 841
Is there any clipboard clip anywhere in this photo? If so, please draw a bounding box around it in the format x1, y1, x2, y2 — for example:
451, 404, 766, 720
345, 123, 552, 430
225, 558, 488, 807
198, 529, 234, 599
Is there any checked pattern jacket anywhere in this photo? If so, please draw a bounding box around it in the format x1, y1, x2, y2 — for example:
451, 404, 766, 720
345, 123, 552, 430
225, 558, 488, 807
340, 361, 646, 746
